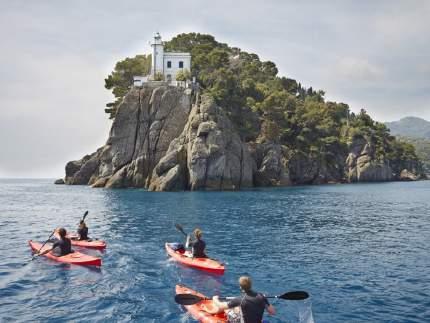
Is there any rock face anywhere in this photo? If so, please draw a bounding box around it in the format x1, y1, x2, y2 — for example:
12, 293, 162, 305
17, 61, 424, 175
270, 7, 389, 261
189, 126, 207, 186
65, 84, 192, 188
63, 85, 422, 190
399, 169, 419, 181
149, 96, 254, 191
251, 143, 290, 186
345, 137, 393, 182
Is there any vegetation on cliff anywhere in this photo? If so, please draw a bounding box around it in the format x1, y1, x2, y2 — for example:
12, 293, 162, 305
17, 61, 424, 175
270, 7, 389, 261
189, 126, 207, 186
103, 32, 423, 177
104, 55, 151, 119
397, 137, 430, 174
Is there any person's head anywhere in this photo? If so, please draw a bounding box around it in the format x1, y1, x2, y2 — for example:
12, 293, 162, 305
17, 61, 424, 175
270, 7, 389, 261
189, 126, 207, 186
79, 220, 86, 228
57, 227, 67, 238
193, 228, 203, 239
238, 276, 252, 293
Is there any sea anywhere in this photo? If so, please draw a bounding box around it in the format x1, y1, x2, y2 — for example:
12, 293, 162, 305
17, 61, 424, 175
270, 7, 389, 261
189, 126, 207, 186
0, 179, 429, 323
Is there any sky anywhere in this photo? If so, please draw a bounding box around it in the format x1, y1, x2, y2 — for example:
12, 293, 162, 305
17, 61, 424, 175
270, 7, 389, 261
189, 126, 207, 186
0, 0, 429, 178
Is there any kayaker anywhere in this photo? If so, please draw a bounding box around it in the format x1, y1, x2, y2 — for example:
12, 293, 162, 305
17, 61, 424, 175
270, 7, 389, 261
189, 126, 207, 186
76, 220, 89, 240
205, 276, 276, 323
37, 228, 72, 257
186, 228, 207, 258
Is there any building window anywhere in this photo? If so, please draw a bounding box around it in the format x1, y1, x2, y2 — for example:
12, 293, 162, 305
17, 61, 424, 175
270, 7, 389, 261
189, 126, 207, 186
179, 61, 184, 68
167, 61, 172, 68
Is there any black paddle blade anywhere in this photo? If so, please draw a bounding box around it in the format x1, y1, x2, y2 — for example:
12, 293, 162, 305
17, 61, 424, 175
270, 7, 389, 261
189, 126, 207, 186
174, 223, 187, 236
278, 291, 309, 300
175, 293, 205, 305
83, 210, 89, 221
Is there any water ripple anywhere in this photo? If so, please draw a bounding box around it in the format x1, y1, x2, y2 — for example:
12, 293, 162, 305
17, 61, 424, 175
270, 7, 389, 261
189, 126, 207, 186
0, 179, 429, 322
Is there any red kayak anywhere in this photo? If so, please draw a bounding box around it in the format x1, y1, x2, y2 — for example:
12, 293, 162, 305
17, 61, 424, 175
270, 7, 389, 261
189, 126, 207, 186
165, 243, 225, 275
29, 240, 102, 266
176, 284, 227, 323
67, 235, 106, 250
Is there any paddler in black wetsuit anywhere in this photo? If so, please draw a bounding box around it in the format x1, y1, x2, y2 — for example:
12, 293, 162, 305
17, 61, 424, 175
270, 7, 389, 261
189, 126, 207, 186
37, 228, 72, 257
76, 220, 89, 240
186, 228, 207, 258
204, 276, 276, 323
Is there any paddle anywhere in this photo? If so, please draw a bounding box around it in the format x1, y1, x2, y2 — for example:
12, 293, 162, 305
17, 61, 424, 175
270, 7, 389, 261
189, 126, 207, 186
175, 291, 309, 306
31, 229, 55, 260
73, 210, 90, 241
175, 223, 193, 250
175, 223, 188, 237
82, 210, 89, 221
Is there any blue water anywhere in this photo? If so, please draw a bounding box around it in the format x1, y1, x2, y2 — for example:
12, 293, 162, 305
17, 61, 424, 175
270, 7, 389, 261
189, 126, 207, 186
0, 179, 429, 322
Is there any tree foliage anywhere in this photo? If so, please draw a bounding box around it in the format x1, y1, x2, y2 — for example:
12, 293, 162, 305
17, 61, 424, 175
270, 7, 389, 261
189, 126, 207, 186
176, 69, 191, 81
104, 54, 151, 119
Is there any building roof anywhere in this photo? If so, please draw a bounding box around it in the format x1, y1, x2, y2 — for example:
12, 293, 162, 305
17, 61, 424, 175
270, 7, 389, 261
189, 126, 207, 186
163, 52, 191, 57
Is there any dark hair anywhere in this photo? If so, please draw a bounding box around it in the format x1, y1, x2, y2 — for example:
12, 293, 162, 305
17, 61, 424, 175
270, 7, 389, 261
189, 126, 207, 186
58, 227, 67, 238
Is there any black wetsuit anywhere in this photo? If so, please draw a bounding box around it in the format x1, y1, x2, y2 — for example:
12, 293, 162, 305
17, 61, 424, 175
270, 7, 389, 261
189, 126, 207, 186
77, 226, 88, 240
189, 238, 206, 258
227, 291, 269, 323
52, 238, 72, 257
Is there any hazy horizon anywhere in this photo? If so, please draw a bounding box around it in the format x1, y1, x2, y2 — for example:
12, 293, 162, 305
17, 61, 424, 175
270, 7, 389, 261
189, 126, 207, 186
1, 1, 429, 178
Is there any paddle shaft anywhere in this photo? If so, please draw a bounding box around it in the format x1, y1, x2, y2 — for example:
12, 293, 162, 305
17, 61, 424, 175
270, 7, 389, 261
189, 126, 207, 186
212, 295, 294, 300
32, 230, 55, 259
175, 290, 309, 305
175, 224, 188, 237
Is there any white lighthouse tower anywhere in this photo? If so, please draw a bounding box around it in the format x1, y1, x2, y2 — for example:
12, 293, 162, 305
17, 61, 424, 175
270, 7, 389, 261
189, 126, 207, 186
151, 32, 164, 78
133, 32, 192, 86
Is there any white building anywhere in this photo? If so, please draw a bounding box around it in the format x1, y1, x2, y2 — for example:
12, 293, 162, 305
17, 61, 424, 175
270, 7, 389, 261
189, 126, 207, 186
151, 32, 191, 84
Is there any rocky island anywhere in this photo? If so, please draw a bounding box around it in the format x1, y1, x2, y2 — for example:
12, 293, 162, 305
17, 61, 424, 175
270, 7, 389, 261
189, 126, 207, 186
61, 33, 425, 190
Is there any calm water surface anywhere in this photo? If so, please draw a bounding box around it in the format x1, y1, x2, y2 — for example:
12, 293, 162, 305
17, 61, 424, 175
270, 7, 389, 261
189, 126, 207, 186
0, 179, 429, 322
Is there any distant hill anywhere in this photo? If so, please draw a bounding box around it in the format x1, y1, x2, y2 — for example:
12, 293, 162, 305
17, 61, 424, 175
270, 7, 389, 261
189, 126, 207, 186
385, 117, 430, 139
385, 117, 430, 174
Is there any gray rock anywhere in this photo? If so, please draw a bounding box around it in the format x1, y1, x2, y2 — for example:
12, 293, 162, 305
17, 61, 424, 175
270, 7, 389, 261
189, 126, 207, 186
64, 84, 191, 187
54, 178, 65, 184
253, 143, 290, 186
399, 169, 419, 181
288, 151, 321, 184
346, 136, 392, 182
149, 95, 254, 191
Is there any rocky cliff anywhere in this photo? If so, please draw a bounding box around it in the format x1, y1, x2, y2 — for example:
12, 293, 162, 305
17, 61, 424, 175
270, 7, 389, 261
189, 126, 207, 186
62, 85, 424, 190
65, 84, 192, 188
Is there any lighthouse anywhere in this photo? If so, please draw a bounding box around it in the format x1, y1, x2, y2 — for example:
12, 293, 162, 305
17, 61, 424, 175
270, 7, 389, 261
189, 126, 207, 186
150, 33, 191, 84
151, 32, 164, 78
134, 33, 192, 86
